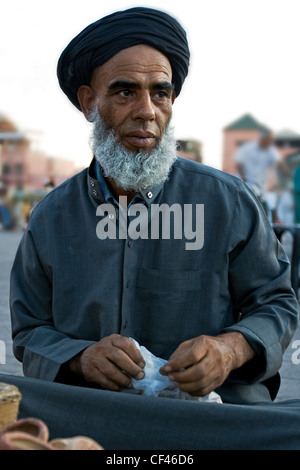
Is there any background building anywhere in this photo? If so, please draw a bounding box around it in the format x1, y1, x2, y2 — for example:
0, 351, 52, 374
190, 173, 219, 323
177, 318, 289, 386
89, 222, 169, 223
0, 115, 79, 230
0, 115, 76, 190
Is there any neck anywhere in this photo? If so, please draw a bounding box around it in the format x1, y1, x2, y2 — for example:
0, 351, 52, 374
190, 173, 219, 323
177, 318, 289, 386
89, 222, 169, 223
107, 177, 136, 204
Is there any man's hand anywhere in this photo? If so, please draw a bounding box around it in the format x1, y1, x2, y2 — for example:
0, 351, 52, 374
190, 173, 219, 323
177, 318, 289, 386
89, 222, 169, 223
68, 334, 145, 391
160, 332, 255, 396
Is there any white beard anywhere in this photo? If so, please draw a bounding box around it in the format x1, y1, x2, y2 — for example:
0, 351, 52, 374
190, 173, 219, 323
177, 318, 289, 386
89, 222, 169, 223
90, 107, 178, 193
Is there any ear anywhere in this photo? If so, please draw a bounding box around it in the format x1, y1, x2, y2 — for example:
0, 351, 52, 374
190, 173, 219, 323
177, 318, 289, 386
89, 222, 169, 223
171, 90, 176, 104
77, 85, 96, 122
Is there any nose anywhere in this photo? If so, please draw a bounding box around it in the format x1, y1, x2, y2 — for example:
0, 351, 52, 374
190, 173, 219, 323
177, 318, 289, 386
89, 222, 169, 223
131, 92, 155, 122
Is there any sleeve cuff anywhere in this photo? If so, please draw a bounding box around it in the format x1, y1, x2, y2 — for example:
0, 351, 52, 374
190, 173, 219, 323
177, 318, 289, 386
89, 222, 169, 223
22, 340, 95, 382
222, 324, 282, 384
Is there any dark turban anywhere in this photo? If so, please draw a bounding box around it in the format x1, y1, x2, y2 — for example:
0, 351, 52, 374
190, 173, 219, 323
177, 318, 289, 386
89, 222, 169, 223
57, 7, 190, 110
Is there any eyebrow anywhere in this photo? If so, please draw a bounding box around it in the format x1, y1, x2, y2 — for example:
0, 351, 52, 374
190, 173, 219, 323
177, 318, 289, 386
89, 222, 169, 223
108, 80, 174, 92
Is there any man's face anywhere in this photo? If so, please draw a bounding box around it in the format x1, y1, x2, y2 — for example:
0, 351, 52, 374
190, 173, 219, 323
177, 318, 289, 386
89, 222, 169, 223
260, 132, 275, 149
78, 44, 175, 153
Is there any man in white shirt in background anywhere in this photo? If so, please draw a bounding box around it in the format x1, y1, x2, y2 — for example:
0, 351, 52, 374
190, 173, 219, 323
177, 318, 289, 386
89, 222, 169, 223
234, 130, 281, 219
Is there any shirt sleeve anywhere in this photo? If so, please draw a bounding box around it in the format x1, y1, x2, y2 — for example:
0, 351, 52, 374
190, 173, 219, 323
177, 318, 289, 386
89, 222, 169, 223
222, 182, 299, 384
10, 228, 95, 381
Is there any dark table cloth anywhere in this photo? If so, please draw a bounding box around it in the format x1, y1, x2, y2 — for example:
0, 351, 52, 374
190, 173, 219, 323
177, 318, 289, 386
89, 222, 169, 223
1, 373, 300, 450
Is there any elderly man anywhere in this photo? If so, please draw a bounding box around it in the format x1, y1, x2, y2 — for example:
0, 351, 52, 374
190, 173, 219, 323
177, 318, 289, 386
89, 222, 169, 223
10, 7, 298, 406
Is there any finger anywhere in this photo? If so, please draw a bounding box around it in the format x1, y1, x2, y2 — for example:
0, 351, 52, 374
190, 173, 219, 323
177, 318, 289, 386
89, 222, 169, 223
161, 342, 207, 374
159, 340, 190, 375
107, 346, 145, 380
93, 356, 133, 389
81, 347, 133, 390
81, 337, 145, 387
168, 356, 213, 384
174, 370, 221, 396
111, 335, 145, 368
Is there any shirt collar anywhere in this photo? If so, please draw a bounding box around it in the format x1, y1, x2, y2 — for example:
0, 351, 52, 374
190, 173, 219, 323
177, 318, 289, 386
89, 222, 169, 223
87, 158, 165, 208
94, 159, 119, 206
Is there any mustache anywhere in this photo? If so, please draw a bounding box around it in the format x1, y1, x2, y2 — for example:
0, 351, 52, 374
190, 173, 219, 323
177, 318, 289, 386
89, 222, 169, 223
88, 105, 172, 151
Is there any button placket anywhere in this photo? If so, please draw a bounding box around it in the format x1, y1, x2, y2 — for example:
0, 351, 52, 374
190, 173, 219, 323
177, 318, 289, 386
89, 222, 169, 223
120, 236, 144, 337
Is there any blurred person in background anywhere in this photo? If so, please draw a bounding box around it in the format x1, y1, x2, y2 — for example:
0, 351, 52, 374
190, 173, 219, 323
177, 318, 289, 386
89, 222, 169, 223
0, 186, 12, 230
234, 130, 282, 220
276, 182, 295, 226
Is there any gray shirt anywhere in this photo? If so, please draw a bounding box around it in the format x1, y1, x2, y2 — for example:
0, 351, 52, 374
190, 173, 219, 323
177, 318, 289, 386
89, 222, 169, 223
10, 157, 299, 404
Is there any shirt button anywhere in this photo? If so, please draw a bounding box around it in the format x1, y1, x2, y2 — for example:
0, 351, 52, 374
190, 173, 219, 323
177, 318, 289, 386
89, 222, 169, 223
109, 214, 115, 220
147, 191, 153, 199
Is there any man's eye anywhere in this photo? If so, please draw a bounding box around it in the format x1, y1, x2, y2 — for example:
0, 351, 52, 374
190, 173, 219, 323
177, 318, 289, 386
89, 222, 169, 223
156, 91, 169, 99
119, 90, 131, 97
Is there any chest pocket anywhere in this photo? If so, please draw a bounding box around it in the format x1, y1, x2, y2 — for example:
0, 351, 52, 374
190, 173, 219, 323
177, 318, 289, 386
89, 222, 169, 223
133, 268, 205, 356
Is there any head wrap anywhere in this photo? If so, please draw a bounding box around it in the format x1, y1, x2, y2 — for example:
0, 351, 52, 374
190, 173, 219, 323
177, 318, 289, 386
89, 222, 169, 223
57, 7, 190, 110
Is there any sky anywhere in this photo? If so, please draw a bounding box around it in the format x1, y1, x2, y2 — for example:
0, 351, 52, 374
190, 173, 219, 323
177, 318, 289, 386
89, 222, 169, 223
1, 0, 300, 170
